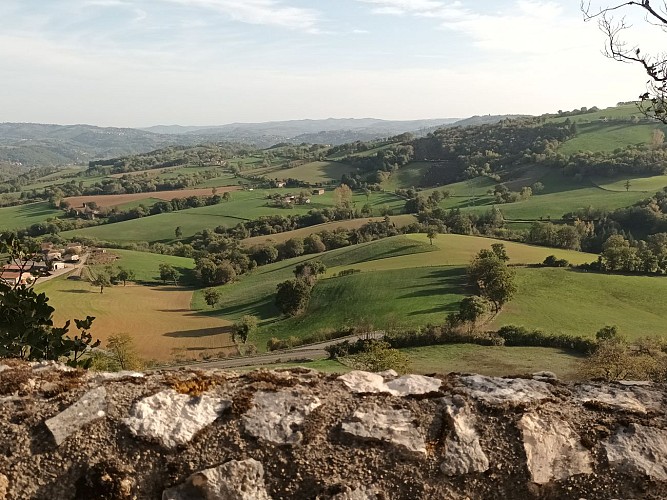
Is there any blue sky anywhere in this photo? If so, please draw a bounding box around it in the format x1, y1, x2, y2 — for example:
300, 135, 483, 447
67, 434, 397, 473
0, 0, 655, 126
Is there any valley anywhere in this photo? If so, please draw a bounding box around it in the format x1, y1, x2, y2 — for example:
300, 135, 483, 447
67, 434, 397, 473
2, 103, 667, 378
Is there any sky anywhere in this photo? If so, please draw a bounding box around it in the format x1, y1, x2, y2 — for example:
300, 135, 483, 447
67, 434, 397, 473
0, 0, 661, 127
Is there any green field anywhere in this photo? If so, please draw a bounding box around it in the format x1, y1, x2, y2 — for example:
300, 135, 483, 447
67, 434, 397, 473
263, 344, 583, 379
241, 214, 417, 247
253, 266, 466, 347
546, 104, 642, 123
0, 202, 62, 231
87, 249, 198, 285
592, 174, 667, 193
399, 344, 583, 379
325, 234, 596, 275
559, 122, 662, 155
492, 267, 667, 340
383, 161, 432, 190
327, 142, 393, 160
61, 189, 406, 243
444, 173, 648, 220
267, 161, 354, 184
191, 234, 599, 350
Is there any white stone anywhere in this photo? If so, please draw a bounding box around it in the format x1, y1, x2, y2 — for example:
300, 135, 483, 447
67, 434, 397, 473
124, 389, 229, 449
605, 423, 667, 480
576, 384, 661, 414
440, 398, 489, 476
162, 458, 270, 500
338, 371, 397, 395
30, 361, 76, 372
45, 386, 107, 445
243, 390, 321, 445
458, 375, 554, 405
386, 374, 442, 396
377, 369, 398, 379
91, 371, 145, 382
518, 412, 593, 484
341, 403, 426, 455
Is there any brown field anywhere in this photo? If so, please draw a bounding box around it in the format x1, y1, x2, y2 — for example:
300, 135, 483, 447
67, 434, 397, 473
39, 280, 236, 362
241, 215, 417, 247
64, 185, 241, 208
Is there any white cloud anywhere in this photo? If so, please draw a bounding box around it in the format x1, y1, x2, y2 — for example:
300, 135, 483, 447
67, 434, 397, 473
163, 0, 321, 32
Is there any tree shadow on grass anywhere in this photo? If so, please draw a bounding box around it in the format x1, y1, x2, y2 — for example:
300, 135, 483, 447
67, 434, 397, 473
163, 326, 232, 338
407, 302, 459, 317
190, 296, 278, 321
58, 289, 95, 294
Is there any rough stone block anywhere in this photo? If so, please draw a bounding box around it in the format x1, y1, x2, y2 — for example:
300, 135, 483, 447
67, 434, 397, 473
45, 386, 107, 445
124, 389, 229, 449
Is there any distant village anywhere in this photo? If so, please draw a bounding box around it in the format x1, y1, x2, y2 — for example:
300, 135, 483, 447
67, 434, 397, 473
0, 242, 84, 286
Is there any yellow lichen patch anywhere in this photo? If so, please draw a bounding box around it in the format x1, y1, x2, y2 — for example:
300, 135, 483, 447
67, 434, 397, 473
164, 373, 225, 397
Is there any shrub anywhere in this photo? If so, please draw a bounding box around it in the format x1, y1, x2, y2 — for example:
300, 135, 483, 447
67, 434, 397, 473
543, 255, 570, 267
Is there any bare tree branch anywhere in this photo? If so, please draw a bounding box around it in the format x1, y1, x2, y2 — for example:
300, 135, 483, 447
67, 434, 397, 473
582, 1, 667, 122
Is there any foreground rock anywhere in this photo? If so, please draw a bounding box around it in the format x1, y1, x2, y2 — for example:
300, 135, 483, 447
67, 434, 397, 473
163, 458, 270, 500
1, 362, 667, 499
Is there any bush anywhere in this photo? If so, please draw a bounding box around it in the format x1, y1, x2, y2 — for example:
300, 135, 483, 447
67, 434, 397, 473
543, 255, 570, 267
497, 325, 595, 354
336, 268, 361, 277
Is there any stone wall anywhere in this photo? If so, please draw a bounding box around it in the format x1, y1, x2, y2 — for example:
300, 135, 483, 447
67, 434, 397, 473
0, 360, 666, 499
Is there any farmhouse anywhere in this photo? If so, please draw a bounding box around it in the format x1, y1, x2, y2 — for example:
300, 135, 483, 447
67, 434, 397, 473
276, 181, 286, 188
66, 242, 83, 254
313, 188, 325, 195
45, 251, 62, 262
0, 270, 34, 286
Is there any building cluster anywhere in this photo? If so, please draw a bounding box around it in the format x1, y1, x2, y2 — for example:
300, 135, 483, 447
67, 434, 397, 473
0, 242, 84, 286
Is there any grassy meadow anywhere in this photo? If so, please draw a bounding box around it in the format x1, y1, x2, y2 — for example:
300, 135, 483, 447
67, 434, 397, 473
0, 202, 62, 231
592, 174, 667, 193
37, 277, 235, 362
86, 249, 199, 285
266, 161, 354, 184
241, 214, 417, 247
492, 267, 667, 340
192, 234, 600, 351
260, 344, 583, 379
61, 189, 406, 243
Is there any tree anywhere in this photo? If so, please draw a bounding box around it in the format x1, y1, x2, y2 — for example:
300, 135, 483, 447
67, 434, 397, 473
158, 263, 180, 285
426, 226, 438, 246
106, 334, 142, 371
115, 267, 135, 286
175, 226, 183, 239
491, 243, 510, 262
583, 2, 667, 121
467, 247, 517, 312
304, 234, 326, 253
282, 237, 304, 258
232, 315, 258, 343
351, 340, 410, 374
458, 295, 489, 331
222, 191, 232, 202
294, 260, 326, 286
333, 184, 353, 208
275, 279, 312, 316
624, 179, 631, 192
0, 233, 99, 366
203, 288, 221, 308
90, 272, 111, 294
531, 181, 545, 193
